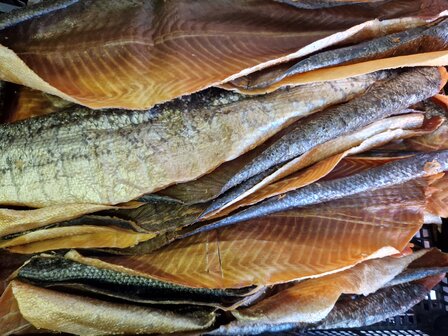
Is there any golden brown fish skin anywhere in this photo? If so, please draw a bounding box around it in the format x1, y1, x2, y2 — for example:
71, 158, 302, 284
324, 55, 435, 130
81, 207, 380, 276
1, 0, 444, 109
0, 74, 388, 207
189, 150, 448, 235
223, 67, 443, 192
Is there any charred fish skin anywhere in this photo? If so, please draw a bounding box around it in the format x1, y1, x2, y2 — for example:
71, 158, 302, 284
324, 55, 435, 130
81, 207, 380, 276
188, 150, 448, 235
223, 67, 443, 192
0, 74, 387, 207
272, 18, 448, 85
0, 0, 79, 31
17, 256, 251, 303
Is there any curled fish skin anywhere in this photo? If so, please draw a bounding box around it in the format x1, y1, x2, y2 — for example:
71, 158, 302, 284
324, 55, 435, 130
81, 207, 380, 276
187, 150, 448, 236
0, 74, 384, 207
222, 67, 443, 192
268, 18, 448, 88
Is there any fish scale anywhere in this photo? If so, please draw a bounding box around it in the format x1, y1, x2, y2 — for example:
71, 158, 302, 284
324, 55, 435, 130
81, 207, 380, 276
0, 75, 387, 207
222, 67, 443, 193
267, 18, 448, 87
188, 150, 448, 236
18, 256, 252, 303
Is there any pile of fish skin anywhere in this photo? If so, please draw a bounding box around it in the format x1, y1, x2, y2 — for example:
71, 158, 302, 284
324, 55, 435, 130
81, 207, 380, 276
2, 0, 448, 335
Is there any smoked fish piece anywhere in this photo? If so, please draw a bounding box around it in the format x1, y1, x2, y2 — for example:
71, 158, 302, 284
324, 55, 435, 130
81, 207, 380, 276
0, 285, 33, 336
0, 0, 79, 31
0, 202, 143, 238
236, 18, 448, 90
193, 150, 448, 235
15, 255, 261, 309
0, 225, 156, 254
203, 113, 442, 220
315, 275, 444, 330
0, 73, 387, 207
0, 280, 216, 335
0, 0, 446, 109
212, 276, 443, 335
211, 249, 448, 334
89, 179, 428, 288
219, 67, 444, 195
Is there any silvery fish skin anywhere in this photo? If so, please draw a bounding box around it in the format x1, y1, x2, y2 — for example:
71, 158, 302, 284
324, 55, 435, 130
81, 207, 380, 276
266, 18, 448, 87
385, 267, 448, 287
316, 281, 434, 329
17, 256, 256, 307
223, 67, 442, 192
202, 104, 439, 218
0, 0, 79, 30
186, 150, 448, 236
209, 281, 435, 335
0, 75, 386, 207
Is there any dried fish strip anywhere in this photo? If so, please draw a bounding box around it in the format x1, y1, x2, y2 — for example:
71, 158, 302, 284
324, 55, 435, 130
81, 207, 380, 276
190, 150, 448, 236
221, 67, 445, 194
0, 73, 387, 207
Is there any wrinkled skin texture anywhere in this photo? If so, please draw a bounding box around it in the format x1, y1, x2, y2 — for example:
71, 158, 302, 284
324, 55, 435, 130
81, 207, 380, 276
0, 0, 446, 108
0, 74, 386, 207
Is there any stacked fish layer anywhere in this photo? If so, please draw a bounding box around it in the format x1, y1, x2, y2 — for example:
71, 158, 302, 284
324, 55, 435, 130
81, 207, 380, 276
1, 0, 448, 335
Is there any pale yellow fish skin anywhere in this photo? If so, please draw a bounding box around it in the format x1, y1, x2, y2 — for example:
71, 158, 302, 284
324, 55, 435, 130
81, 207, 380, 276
0, 73, 386, 207
7, 280, 215, 335
0, 202, 141, 237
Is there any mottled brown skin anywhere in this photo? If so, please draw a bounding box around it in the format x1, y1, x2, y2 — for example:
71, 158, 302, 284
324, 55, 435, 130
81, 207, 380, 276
0, 74, 386, 207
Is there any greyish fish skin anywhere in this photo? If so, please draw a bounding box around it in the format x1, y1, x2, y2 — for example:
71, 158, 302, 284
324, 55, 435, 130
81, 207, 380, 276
0, 73, 389, 207
385, 267, 448, 287
186, 150, 448, 236
0, 0, 79, 30
17, 256, 256, 307
316, 281, 434, 329
267, 18, 448, 87
209, 281, 435, 335
275, 0, 384, 9
222, 67, 442, 192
